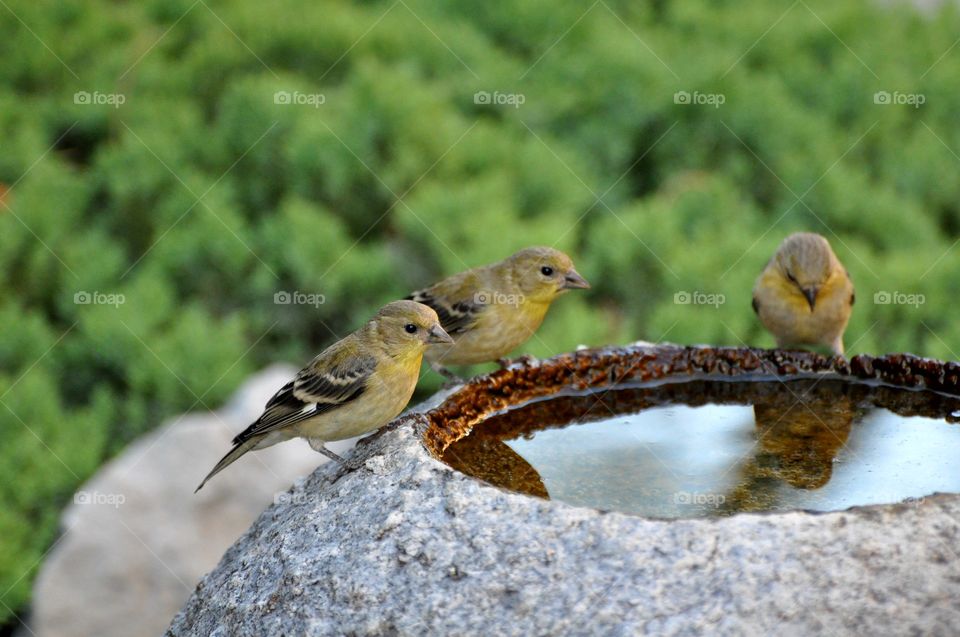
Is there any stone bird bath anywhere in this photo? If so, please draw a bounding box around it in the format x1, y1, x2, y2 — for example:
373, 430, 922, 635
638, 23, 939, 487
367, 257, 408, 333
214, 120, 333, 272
167, 345, 960, 636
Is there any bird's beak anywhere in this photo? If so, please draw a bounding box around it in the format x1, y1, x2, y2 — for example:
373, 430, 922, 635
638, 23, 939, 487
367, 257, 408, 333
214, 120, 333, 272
562, 269, 591, 290
427, 324, 454, 344
802, 287, 818, 311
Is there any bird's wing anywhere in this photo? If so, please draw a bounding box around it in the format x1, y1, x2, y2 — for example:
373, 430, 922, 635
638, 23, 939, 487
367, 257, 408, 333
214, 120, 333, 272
407, 272, 487, 334
407, 290, 482, 334
232, 349, 376, 444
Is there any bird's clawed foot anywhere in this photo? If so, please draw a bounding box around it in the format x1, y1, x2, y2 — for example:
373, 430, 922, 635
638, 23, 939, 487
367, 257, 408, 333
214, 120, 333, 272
432, 363, 463, 382
497, 354, 537, 369
307, 438, 365, 471
429, 362, 464, 388
830, 338, 846, 361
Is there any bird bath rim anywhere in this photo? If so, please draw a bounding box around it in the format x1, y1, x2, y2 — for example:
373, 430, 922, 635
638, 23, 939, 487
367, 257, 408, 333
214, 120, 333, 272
418, 343, 960, 517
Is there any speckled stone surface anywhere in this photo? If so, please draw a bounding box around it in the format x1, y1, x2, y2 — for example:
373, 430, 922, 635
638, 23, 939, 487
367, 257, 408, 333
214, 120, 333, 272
167, 349, 960, 637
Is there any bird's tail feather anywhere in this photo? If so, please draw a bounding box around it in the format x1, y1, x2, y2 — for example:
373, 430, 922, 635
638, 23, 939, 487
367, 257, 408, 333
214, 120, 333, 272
195, 437, 260, 492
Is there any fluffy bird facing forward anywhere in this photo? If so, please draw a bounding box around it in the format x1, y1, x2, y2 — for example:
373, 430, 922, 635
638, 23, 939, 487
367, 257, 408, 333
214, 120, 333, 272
407, 246, 589, 378
752, 232, 854, 356
195, 300, 452, 491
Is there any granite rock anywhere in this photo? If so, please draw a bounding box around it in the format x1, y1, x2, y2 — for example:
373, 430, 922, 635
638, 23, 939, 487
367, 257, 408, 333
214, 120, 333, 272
167, 391, 960, 636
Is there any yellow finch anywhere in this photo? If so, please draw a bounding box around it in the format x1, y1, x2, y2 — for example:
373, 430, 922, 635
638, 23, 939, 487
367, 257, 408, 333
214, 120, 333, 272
752, 232, 855, 356
407, 246, 589, 378
195, 300, 452, 491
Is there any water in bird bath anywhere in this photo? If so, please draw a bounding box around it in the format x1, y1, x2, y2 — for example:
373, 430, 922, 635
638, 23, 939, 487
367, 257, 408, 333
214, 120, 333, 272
440, 379, 960, 518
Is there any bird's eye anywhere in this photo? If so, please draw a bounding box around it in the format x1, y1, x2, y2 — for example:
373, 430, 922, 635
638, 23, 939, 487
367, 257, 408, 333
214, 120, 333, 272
404, 323, 418, 334
786, 271, 797, 283
540, 266, 554, 276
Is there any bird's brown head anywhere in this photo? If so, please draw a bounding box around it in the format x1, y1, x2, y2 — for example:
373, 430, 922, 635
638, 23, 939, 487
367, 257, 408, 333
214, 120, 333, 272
773, 233, 842, 311
501, 246, 590, 302
372, 300, 453, 354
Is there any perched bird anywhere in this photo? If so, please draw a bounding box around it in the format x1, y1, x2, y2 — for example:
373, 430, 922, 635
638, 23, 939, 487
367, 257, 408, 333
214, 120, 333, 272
752, 232, 854, 356
195, 300, 452, 491
407, 246, 590, 378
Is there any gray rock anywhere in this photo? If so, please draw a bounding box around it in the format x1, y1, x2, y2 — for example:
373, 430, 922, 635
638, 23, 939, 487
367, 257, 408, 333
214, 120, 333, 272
167, 391, 960, 637
30, 365, 355, 637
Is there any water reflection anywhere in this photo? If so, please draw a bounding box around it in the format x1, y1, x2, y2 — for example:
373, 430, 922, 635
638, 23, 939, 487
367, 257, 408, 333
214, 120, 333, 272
439, 380, 960, 518
719, 390, 859, 513
443, 433, 549, 499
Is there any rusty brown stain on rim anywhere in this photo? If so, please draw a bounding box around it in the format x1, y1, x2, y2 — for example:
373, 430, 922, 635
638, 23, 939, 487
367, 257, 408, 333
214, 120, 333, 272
420, 345, 960, 457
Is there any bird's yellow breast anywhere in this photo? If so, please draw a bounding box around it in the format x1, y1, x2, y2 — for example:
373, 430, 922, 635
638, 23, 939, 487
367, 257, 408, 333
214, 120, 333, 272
754, 268, 853, 348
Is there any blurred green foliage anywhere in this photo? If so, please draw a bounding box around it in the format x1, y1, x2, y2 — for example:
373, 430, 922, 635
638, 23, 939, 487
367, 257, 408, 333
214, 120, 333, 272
3, 0, 960, 623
